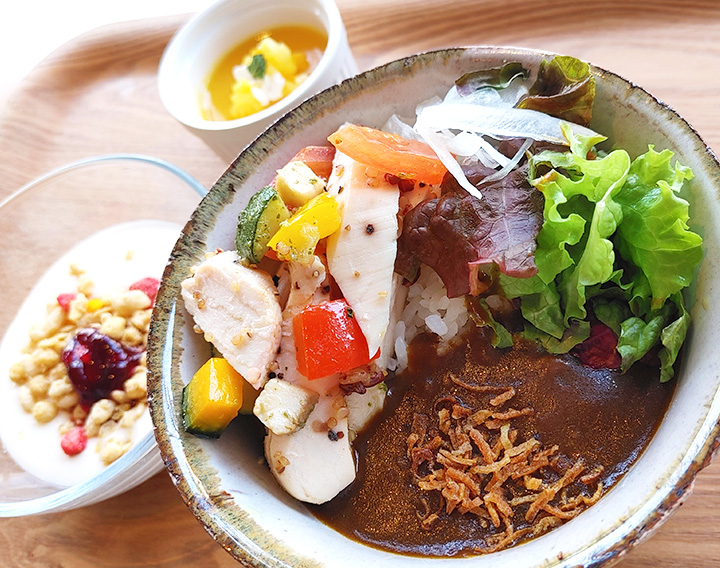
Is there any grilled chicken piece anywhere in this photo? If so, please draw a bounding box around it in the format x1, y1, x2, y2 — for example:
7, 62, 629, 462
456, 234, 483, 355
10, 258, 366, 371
325, 150, 400, 357
181, 250, 282, 389
265, 394, 355, 504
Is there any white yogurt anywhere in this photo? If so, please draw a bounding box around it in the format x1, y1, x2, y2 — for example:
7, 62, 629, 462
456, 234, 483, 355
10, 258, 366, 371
0, 219, 181, 487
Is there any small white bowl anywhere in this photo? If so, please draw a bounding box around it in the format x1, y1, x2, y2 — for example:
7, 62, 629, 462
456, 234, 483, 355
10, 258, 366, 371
158, 0, 358, 163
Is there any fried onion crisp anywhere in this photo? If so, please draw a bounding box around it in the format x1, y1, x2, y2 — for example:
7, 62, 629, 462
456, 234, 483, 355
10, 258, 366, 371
409, 372, 604, 553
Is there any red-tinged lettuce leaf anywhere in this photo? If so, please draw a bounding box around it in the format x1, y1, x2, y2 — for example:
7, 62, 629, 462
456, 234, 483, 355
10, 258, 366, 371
395, 164, 543, 298
517, 55, 595, 127
572, 322, 622, 370
455, 62, 530, 96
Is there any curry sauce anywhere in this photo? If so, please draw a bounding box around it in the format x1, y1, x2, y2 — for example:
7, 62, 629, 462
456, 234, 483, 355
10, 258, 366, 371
310, 328, 675, 556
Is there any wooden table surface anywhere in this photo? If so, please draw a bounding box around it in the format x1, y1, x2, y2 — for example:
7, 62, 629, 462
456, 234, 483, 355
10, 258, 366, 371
1, 1, 720, 566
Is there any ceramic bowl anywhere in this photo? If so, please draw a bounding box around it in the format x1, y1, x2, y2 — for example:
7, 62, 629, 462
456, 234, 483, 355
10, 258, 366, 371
0, 154, 206, 516
148, 47, 720, 566
158, 0, 358, 163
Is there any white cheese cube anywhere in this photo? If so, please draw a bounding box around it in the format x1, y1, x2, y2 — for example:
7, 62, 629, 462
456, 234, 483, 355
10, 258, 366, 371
346, 383, 387, 436
253, 378, 319, 435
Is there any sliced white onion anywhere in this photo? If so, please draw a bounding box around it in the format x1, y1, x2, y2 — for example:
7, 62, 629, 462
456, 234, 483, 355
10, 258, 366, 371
478, 137, 533, 186
415, 102, 599, 144
410, 96, 602, 196
447, 130, 485, 157
416, 125, 482, 199
382, 114, 423, 141
474, 136, 512, 168
448, 131, 511, 169
443, 82, 528, 107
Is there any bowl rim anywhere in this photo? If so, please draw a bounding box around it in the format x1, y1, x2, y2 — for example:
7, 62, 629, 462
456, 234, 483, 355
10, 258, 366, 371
0, 153, 206, 517
148, 45, 720, 566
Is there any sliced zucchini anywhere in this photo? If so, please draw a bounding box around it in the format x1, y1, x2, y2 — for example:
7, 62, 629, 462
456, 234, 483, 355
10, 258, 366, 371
182, 357, 246, 438
236, 186, 290, 263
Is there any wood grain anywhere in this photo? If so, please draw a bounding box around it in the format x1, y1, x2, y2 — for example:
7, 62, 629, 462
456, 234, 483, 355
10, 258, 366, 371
0, 1, 719, 566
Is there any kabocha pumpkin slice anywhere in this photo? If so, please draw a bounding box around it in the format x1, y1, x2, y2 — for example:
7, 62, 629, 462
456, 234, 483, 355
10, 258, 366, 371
183, 357, 250, 437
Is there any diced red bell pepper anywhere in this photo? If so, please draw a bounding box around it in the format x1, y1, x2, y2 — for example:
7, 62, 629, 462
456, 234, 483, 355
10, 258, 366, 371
293, 299, 375, 380
57, 293, 77, 312
129, 277, 161, 304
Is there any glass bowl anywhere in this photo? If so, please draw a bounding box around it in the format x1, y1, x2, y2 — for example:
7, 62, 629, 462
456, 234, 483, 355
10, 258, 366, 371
0, 154, 206, 516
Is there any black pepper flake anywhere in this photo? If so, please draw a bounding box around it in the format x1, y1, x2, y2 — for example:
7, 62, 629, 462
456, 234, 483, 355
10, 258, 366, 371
322, 285, 331, 294
276, 372, 284, 379
346, 307, 354, 319
338, 185, 345, 194
294, 282, 300, 290
268, 371, 276, 379
365, 224, 375, 235
272, 275, 280, 286
327, 430, 339, 441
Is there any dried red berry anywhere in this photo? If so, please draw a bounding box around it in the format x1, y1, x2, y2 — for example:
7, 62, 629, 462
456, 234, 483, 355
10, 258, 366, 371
57, 293, 77, 312
62, 328, 143, 405
60, 426, 87, 456
129, 277, 161, 304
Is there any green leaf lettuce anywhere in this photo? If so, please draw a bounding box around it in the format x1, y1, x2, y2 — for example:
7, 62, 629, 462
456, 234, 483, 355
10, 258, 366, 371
500, 133, 702, 382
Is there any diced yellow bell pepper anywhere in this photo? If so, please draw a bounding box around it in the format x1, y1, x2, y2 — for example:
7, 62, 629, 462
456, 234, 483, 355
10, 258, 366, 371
267, 192, 341, 263
182, 357, 247, 437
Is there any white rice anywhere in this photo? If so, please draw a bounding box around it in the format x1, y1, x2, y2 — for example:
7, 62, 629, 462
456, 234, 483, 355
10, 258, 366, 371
393, 265, 469, 372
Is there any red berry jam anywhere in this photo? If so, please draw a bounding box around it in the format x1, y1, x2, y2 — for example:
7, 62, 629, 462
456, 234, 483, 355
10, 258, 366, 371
62, 328, 143, 406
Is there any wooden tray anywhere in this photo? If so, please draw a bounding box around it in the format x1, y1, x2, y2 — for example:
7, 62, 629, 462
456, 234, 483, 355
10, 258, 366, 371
1, 2, 719, 566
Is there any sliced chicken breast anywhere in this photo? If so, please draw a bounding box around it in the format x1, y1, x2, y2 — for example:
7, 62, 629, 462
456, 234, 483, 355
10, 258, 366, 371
265, 394, 355, 504
325, 150, 401, 357
181, 250, 282, 389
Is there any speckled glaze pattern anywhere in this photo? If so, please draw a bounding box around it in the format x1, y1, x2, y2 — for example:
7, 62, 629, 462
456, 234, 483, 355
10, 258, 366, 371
147, 47, 720, 567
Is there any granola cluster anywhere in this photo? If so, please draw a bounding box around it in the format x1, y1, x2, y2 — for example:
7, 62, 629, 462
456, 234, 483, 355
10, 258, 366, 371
8, 265, 156, 465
